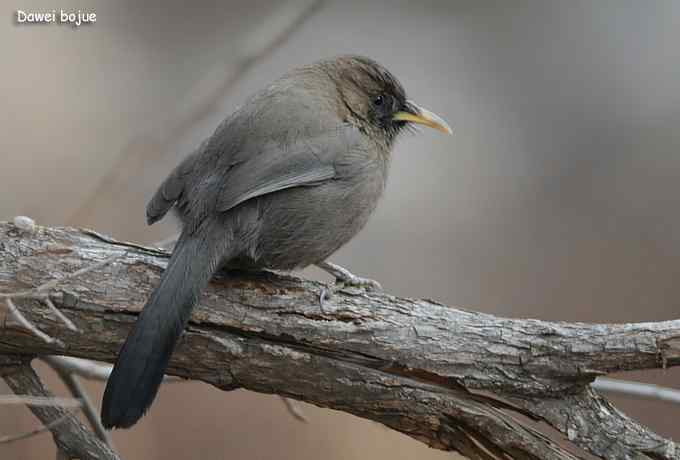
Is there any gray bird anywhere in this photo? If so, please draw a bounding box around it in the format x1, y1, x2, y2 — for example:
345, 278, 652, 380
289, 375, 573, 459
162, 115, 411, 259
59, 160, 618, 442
101, 55, 451, 429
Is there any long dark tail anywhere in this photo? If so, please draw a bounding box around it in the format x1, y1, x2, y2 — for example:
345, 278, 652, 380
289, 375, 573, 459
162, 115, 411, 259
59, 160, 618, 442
101, 225, 228, 429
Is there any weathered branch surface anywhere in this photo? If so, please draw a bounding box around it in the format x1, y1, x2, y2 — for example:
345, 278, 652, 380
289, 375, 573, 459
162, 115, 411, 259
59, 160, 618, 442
1, 222, 679, 459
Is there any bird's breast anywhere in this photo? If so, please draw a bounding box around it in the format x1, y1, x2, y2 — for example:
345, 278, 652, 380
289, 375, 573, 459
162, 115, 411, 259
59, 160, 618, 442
249, 157, 388, 270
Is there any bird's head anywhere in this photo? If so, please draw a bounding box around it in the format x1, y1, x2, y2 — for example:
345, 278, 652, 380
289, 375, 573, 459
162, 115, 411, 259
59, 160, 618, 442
317, 55, 452, 145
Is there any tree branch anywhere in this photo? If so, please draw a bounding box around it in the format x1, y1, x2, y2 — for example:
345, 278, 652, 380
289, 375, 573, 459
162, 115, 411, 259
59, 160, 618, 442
1, 222, 679, 459
43, 356, 114, 448
0, 355, 119, 460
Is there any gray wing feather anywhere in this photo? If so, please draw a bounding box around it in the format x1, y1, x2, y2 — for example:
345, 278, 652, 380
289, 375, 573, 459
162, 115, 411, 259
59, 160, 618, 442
146, 168, 186, 225
146, 148, 200, 225
216, 145, 337, 212
215, 127, 360, 213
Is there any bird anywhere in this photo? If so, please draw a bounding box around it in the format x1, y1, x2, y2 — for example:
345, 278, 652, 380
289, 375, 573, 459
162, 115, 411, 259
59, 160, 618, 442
101, 55, 451, 429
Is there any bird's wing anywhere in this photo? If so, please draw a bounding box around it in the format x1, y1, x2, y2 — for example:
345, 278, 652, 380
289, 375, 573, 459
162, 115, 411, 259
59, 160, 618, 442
145, 128, 359, 225
215, 126, 360, 213
146, 142, 204, 225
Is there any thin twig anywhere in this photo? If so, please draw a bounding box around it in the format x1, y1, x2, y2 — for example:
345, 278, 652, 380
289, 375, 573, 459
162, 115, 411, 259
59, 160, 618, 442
1, 252, 120, 348
280, 397, 309, 423
0, 254, 121, 299
0, 357, 120, 460
81, 228, 169, 256
43, 354, 188, 448
4, 298, 61, 345
0, 395, 82, 408
43, 355, 182, 383
593, 377, 680, 404
44, 297, 78, 332
34, 254, 122, 295
44, 357, 114, 448
42, 354, 180, 446
42, 356, 111, 381
0, 410, 74, 444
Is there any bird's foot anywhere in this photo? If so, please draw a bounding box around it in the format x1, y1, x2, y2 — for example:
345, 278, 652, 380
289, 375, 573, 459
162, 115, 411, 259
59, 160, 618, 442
315, 261, 382, 311
316, 261, 382, 291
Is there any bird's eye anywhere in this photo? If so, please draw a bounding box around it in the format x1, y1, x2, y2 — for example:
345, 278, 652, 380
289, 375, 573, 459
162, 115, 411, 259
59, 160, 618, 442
373, 95, 384, 107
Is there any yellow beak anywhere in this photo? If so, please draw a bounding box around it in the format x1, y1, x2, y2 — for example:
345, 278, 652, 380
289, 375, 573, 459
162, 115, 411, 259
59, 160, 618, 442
392, 101, 452, 135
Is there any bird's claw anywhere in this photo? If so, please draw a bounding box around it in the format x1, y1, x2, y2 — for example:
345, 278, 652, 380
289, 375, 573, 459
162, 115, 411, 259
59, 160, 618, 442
319, 286, 331, 312
318, 275, 382, 312
315, 261, 382, 311
334, 274, 382, 291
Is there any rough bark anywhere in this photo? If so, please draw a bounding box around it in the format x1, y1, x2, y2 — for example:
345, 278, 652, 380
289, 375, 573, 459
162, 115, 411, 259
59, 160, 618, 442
1, 222, 679, 459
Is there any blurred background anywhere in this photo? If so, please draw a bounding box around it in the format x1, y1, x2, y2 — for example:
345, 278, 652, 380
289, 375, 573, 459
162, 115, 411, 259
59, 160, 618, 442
2, 0, 680, 458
